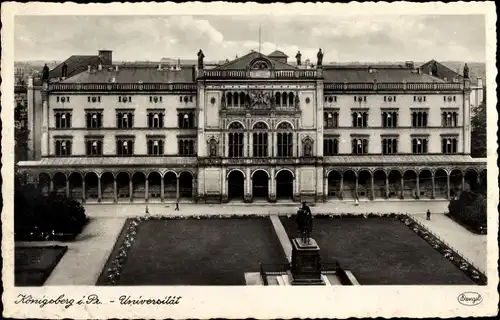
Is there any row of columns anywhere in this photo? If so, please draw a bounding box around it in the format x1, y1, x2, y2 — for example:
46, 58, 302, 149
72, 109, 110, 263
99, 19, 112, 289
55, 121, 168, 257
47, 176, 195, 203
323, 172, 476, 200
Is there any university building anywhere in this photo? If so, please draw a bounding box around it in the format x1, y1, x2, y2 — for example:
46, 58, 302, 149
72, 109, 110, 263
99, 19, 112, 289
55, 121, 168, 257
17, 49, 487, 203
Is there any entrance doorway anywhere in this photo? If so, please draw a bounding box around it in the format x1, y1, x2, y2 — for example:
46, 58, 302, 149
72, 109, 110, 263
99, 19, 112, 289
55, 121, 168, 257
276, 170, 294, 200
228, 170, 245, 201
252, 170, 269, 200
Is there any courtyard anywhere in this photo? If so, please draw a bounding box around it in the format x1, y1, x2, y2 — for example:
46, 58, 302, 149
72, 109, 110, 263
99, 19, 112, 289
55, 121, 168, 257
280, 216, 474, 285
97, 217, 287, 285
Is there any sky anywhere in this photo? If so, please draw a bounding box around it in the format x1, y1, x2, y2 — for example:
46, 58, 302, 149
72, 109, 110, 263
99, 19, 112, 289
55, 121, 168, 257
14, 15, 486, 63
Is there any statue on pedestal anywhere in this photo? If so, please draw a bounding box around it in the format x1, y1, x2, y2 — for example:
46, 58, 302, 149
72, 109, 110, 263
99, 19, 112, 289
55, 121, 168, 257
42, 64, 49, 81
296, 51, 302, 66
317, 49, 323, 67
297, 202, 313, 243
61, 63, 68, 78
197, 49, 205, 69
463, 63, 470, 79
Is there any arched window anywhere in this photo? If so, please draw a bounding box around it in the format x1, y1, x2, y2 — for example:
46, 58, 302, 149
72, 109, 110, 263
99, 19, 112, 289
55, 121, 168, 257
228, 122, 244, 158
227, 92, 233, 107
252, 122, 268, 157
323, 137, 339, 156
351, 138, 368, 154
275, 92, 281, 107
382, 138, 398, 154
412, 138, 428, 154
352, 111, 368, 127
277, 122, 293, 157
324, 111, 339, 128
289, 92, 294, 106
282, 92, 288, 107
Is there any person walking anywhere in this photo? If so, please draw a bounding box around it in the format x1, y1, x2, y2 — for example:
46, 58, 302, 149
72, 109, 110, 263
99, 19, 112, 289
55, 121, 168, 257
426, 209, 431, 221
174, 202, 180, 211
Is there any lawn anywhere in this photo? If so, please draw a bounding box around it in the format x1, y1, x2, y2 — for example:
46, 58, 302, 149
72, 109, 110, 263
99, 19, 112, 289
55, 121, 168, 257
97, 217, 287, 285
280, 216, 474, 285
15, 246, 67, 286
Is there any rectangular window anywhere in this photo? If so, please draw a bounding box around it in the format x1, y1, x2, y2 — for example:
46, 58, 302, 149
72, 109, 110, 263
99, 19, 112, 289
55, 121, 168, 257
381, 111, 398, 128
147, 138, 164, 155
178, 139, 196, 156
441, 110, 459, 127
148, 111, 165, 128
116, 111, 134, 129
382, 137, 398, 154
252, 132, 268, 157
323, 137, 339, 156
352, 111, 368, 128
178, 111, 195, 129
441, 137, 458, 154
54, 111, 72, 128
85, 139, 103, 156
277, 132, 293, 157
55, 139, 72, 156
411, 138, 429, 154
411, 110, 428, 128
324, 111, 339, 128
351, 138, 369, 154
85, 111, 103, 129
116, 138, 134, 156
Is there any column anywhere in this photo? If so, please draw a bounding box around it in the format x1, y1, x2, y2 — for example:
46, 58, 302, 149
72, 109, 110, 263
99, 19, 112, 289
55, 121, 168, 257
269, 167, 276, 202
192, 177, 197, 201
145, 178, 149, 202
462, 174, 465, 191
400, 176, 404, 199
245, 131, 250, 157
176, 176, 180, 201
41, 99, 49, 156
224, 133, 229, 157
129, 179, 133, 202
97, 176, 102, 202
323, 176, 328, 199
431, 174, 435, 199
385, 175, 389, 199
446, 173, 451, 199
66, 179, 70, 198
370, 175, 375, 200
339, 175, 344, 199
49, 179, 54, 192
272, 132, 276, 157
160, 178, 164, 202
294, 167, 300, 202
416, 175, 420, 199
245, 167, 251, 202
113, 178, 118, 203
355, 174, 359, 199
221, 167, 227, 203
82, 180, 86, 203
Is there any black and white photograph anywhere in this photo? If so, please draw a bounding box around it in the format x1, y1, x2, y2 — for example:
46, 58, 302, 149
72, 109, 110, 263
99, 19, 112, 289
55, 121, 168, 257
2, 1, 498, 319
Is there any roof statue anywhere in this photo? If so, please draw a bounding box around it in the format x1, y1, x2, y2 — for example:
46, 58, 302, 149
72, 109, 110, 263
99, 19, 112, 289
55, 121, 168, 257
42, 64, 50, 81
62, 63, 68, 78
296, 51, 302, 66
197, 49, 205, 69
463, 63, 469, 79
317, 49, 323, 67
431, 61, 438, 76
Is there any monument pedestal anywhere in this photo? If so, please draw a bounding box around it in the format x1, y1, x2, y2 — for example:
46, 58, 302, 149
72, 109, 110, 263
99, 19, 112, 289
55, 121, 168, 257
291, 238, 325, 285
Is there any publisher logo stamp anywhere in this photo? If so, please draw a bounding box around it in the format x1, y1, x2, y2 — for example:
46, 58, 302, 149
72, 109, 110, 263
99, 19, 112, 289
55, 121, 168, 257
457, 292, 483, 306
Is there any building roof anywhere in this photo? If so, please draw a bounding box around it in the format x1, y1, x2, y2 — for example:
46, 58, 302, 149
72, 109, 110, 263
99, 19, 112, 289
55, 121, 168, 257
50, 55, 104, 80
214, 51, 296, 70
268, 50, 289, 58
60, 65, 195, 84
322, 66, 445, 83
419, 60, 463, 83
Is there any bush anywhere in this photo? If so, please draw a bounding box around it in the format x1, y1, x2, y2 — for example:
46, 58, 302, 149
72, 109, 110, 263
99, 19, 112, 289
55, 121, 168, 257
448, 191, 486, 234
14, 177, 88, 241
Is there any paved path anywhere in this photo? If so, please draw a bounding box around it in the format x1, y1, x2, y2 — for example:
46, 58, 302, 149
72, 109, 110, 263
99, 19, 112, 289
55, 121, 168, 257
411, 213, 487, 273
83, 200, 449, 218
17, 218, 126, 285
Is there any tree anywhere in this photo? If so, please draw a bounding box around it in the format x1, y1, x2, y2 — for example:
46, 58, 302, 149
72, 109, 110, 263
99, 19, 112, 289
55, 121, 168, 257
471, 87, 486, 158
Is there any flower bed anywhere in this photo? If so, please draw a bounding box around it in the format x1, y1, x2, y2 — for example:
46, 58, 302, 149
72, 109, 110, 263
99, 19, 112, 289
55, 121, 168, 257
398, 215, 487, 285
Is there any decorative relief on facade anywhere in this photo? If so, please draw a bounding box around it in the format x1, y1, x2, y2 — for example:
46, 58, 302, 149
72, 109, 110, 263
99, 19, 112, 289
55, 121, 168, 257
302, 137, 314, 157
249, 90, 272, 109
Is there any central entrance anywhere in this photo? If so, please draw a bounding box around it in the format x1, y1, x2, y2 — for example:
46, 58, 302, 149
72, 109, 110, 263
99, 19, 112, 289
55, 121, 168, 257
252, 170, 269, 200
227, 170, 245, 201
276, 169, 294, 200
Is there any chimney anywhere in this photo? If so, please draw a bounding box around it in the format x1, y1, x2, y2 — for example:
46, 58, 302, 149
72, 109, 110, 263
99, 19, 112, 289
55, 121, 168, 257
98, 50, 113, 65
158, 63, 163, 70
115, 65, 119, 72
